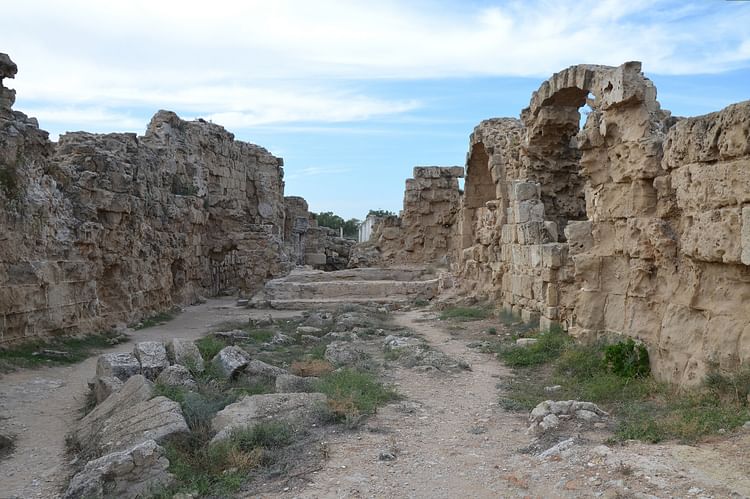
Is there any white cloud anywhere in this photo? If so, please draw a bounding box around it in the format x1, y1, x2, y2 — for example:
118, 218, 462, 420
2, 0, 749, 133
285, 166, 352, 181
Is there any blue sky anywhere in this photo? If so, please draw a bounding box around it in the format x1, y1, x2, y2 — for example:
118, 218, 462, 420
2, 0, 750, 219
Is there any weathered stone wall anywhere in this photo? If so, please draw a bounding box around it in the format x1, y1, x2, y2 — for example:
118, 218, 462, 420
0, 54, 340, 344
370, 166, 463, 264
387, 61, 750, 385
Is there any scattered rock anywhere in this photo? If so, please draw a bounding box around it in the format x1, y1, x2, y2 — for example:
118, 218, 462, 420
63, 440, 173, 499
324, 331, 356, 341
268, 332, 294, 345
214, 330, 250, 343
515, 338, 538, 346
239, 360, 288, 386
211, 346, 251, 379
529, 400, 608, 433
155, 365, 197, 390
92, 376, 124, 404
378, 450, 396, 461
76, 393, 189, 456
252, 314, 274, 327
275, 374, 318, 393
544, 385, 562, 393
466, 341, 491, 349
742, 421, 750, 430
211, 392, 327, 443
335, 312, 369, 329
324, 341, 367, 366
383, 335, 421, 349
300, 334, 322, 344
302, 312, 334, 328
539, 437, 576, 458
166, 338, 204, 372
96, 353, 141, 382
133, 342, 169, 380
296, 326, 323, 335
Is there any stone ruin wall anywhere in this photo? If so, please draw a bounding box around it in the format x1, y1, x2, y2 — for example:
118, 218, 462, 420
385, 62, 750, 385
0, 54, 342, 344
370, 166, 464, 264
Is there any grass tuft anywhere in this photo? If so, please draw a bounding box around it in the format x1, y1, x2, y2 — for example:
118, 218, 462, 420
0, 331, 127, 372
497, 327, 570, 367
439, 306, 491, 321
315, 369, 398, 426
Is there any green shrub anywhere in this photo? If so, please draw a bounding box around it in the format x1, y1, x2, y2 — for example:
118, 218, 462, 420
498, 327, 570, 367
315, 369, 398, 424
604, 339, 650, 378
439, 306, 491, 321
195, 335, 227, 361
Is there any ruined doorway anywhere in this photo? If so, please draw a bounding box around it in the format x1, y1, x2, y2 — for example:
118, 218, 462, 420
461, 142, 495, 249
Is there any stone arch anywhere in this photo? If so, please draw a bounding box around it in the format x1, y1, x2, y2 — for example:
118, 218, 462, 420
520, 62, 663, 237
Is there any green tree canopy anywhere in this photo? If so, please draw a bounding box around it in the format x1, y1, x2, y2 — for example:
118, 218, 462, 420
314, 211, 360, 238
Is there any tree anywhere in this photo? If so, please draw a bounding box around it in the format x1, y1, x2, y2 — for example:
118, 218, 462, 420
313, 211, 360, 238
367, 209, 395, 218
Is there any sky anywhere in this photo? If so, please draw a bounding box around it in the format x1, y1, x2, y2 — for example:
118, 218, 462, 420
2, 0, 750, 219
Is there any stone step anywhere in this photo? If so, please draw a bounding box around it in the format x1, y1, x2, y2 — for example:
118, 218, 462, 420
251, 267, 437, 308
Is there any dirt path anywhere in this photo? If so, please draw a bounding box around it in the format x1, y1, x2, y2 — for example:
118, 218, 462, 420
269, 310, 750, 499
0, 298, 302, 499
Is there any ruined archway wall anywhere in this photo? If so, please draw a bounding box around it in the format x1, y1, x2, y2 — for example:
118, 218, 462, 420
456, 119, 524, 298
522, 62, 750, 385
373, 166, 464, 265
0, 54, 297, 343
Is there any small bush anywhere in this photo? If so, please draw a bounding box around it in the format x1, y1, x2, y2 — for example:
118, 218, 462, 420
604, 339, 650, 379
486, 327, 498, 335
498, 327, 570, 367
135, 311, 176, 330
315, 369, 398, 424
181, 390, 236, 434
439, 306, 491, 321
195, 335, 227, 361
231, 422, 294, 451
0, 331, 127, 372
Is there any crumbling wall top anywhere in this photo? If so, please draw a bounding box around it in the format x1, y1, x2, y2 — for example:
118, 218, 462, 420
413, 166, 464, 178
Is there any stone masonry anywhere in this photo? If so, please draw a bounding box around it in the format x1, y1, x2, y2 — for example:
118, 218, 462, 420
372, 166, 464, 264
0, 54, 338, 343
384, 62, 750, 386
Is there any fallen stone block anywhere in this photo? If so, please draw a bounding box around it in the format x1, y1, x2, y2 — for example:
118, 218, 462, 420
133, 341, 169, 380
96, 353, 141, 382
166, 338, 204, 372
211, 392, 327, 443
63, 440, 173, 499
74, 375, 188, 456
275, 374, 318, 393
324, 341, 367, 366
155, 365, 197, 390
92, 376, 124, 404
211, 346, 251, 379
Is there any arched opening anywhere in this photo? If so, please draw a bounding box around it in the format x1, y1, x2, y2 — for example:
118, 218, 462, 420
523, 87, 593, 239
461, 142, 495, 249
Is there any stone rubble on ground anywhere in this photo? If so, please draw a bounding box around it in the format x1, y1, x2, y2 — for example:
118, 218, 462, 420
96, 353, 141, 382
132, 341, 169, 380
529, 400, 609, 433
166, 338, 204, 373
210, 346, 252, 379
155, 365, 197, 390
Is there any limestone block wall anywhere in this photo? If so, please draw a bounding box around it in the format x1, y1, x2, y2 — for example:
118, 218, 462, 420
374, 166, 463, 264
385, 61, 750, 385
0, 53, 338, 343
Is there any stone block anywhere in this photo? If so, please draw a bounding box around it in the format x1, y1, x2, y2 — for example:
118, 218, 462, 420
565, 221, 593, 255
212, 392, 327, 443
211, 346, 251, 379
539, 315, 560, 331
304, 252, 327, 265
92, 376, 124, 404
166, 338, 204, 372
742, 206, 750, 265
133, 341, 169, 380
681, 208, 741, 263
510, 181, 540, 202
541, 243, 566, 269
155, 365, 197, 390
521, 308, 540, 326
96, 353, 141, 382
514, 200, 545, 223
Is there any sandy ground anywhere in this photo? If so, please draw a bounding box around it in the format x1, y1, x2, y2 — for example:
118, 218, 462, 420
1, 304, 749, 499
264, 310, 750, 499
0, 298, 302, 499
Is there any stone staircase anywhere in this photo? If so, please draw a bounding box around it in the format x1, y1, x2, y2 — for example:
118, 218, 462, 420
250, 267, 438, 309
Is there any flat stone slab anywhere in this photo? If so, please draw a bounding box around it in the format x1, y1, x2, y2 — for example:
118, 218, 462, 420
211, 392, 327, 443
166, 338, 204, 372
133, 341, 169, 380
96, 353, 141, 382
63, 440, 173, 499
